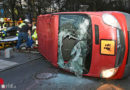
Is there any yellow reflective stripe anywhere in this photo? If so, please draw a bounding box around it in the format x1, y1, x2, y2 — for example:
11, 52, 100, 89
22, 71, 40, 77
18, 23, 25, 28
32, 30, 37, 39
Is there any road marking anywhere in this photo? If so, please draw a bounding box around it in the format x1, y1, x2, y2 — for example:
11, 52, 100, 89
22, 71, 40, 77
0, 59, 18, 70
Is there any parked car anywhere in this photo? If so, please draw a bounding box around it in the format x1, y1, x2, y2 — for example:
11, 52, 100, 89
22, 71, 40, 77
37, 11, 130, 79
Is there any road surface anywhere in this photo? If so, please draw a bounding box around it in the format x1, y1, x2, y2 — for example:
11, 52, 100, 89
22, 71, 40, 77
0, 57, 130, 90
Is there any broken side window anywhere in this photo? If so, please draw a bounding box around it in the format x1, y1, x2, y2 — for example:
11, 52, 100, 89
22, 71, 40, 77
58, 14, 92, 77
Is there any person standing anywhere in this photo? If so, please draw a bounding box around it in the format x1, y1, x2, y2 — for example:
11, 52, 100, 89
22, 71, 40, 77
16, 19, 32, 49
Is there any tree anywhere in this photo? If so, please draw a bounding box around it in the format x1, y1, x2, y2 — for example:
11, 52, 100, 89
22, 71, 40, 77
1, 0, 130, 21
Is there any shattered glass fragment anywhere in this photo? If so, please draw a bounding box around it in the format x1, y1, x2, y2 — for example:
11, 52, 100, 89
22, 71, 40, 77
58, 14, 90, 77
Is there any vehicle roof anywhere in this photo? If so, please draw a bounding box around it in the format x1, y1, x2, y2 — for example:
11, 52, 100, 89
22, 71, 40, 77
39, 11, 125, 17
38, 11, 130, 18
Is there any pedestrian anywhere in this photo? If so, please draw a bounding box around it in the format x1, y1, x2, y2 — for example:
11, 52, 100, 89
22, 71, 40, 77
16, 19, 32, 49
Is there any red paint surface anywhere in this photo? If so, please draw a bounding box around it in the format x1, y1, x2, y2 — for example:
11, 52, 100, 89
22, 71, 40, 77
37, 14, 59, 67
110, 12, 128, 79
0, 78, 4, 85
86, 13, 117, 77
37, 11, 128, 79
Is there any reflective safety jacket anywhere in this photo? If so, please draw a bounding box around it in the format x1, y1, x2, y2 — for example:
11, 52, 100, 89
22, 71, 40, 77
32, 29, 37, 40
18, 23, 25, 28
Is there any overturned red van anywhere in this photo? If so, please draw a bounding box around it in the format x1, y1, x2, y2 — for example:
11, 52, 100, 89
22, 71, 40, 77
37, 11, 130, 79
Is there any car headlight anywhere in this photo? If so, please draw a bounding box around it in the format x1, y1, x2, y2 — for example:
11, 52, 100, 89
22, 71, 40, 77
101, 67, 119, 78
102, 13, 121, 29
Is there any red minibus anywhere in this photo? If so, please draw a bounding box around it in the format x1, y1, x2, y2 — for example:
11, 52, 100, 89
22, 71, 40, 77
37, 11, 130, 79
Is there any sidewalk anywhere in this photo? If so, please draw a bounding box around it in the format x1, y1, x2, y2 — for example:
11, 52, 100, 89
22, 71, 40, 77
0, 49, 42, 71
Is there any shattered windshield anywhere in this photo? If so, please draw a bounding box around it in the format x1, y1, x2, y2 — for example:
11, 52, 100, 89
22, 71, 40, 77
58, 14, 92, 77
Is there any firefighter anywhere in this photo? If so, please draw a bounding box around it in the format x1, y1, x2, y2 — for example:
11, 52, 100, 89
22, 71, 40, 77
16, 19, 32, 49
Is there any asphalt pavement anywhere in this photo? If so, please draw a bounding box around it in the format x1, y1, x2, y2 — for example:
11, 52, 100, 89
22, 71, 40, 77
0, 49, 41, 72
0, 50, 130, 90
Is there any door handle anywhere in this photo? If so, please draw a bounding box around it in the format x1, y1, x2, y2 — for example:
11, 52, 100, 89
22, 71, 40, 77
95, 25, 99, 44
